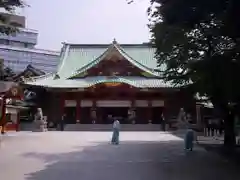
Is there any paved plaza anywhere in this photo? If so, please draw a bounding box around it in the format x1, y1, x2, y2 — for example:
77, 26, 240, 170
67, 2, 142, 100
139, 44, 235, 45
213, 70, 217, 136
0, 131, 239, 180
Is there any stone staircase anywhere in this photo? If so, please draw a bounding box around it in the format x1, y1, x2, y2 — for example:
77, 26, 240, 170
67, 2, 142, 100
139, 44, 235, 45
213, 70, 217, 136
19, 122, 35, 131
19, 122, 168, 131
64, 124, 162, 131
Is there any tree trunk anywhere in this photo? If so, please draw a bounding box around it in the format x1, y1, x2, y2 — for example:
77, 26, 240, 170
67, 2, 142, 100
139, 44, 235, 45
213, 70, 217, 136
224, 111, 236, 149
211, 98, 237, 150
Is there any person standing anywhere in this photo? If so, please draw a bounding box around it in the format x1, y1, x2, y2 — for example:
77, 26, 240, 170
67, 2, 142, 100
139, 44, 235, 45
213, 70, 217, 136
184, 127, 195, 151
60, 114, 66, 131
218, 119, 224, 136
161, 113, 166, 131
111, 118, 120, 145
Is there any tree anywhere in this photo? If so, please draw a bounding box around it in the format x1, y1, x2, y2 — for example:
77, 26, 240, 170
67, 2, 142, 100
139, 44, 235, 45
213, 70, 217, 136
0, 0, 26, 35
0, 58, 16, 81
0, 0, 26, 81
147, 0, 240, 148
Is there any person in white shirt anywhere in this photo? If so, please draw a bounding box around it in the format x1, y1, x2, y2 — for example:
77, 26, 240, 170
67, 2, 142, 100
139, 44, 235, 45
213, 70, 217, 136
111, 118, 120, 145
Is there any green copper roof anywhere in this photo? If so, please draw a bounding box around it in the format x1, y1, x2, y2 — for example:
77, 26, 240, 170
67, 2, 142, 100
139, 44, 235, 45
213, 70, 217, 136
56, 41, 164, 79
25, 76, 171, 89
68, 43, 161, 79
24, 40, 170, 89
56, 45, 106, 78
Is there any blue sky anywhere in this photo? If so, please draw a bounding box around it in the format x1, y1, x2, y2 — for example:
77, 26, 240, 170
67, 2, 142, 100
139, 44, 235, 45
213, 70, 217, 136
21, 0, 150, 51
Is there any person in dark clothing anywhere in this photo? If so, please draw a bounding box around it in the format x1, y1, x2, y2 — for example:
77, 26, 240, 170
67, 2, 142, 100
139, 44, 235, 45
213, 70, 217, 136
209, 119, 215, 136
219, 119, 224, 136
60, 114, 66, 131
161, 113, 166, 131
107, 115, 113, 124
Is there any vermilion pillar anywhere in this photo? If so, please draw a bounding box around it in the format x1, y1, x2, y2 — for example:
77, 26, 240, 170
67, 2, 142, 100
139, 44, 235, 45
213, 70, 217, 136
76, 100, 80, 123
1, 96, 6, 134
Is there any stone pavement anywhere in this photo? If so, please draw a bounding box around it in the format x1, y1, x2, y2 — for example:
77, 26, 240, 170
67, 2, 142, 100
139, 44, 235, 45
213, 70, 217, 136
197, 135, 224, 145
0, 131, 239, 180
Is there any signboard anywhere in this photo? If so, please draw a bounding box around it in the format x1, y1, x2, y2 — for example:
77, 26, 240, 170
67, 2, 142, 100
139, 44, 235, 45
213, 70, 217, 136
96, 100, 131, 107
64, 100, 77, 107
104, 82, 122, 87
80, 100, 93, 107
151, 100, 164, 107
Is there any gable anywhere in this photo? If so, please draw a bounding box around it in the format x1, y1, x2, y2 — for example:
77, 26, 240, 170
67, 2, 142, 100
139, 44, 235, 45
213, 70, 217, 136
13, 65, 45, 82
71, 46, 155, 78
85, 58, 146, 77
56, 41, 164, 79
57, 45, 107, 78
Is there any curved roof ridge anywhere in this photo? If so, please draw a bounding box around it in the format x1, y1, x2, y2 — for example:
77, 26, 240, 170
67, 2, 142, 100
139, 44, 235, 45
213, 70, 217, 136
56, 44, 70, 74
114, 44, 151, 69
113, 43, 161, 77
68, 42, 161, 79
85, 76, 141, 88
24, 75, 171, 89
67, 44, 113, 79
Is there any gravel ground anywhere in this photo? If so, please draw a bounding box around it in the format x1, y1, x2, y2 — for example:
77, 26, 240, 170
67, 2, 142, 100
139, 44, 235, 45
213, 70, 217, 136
0, 131, 239, 180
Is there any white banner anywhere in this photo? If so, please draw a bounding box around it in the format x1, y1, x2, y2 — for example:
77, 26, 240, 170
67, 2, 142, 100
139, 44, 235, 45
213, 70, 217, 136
80, 100, 93, 107
151, 100, 164, 107
135, 100, 148, 107
96, 100, 131, 107
64, 100, 77, 107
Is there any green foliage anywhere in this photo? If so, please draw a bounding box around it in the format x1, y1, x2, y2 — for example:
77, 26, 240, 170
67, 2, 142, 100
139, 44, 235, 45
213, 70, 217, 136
0, 0, 25, 81
125, 0, 240, 146
148, 0, 240, 105
0, 0, 26, 35
146, 0, 240, 147
0, 58, 16, 80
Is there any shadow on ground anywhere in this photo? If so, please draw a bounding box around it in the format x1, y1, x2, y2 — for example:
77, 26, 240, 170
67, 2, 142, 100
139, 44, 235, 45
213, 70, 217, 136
170, 130, 240, 162
22, 140, 238, 180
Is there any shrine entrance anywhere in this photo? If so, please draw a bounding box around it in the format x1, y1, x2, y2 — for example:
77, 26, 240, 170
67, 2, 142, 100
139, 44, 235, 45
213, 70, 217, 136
100, 107, 129, 124
151, 107, 164, 124
96, 100, 131, 124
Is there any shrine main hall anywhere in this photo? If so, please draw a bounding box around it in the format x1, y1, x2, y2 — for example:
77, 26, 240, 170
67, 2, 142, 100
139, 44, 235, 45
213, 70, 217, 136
23, 40, 196, 125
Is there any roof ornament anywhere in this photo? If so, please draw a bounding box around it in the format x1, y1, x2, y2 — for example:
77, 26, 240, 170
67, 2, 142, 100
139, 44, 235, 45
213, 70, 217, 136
54, 74, 60, 80
112, 38, 117, 44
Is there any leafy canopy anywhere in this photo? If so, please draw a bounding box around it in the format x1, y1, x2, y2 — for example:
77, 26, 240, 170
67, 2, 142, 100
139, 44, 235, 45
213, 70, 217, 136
0, 0, 26, 35
148, 0, 240, 106
0, 0, 26, 80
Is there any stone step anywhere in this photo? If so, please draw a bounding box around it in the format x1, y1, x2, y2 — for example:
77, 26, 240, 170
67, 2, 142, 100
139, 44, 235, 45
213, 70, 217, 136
64, 124, 163, 131
19, 123, 35, 131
